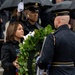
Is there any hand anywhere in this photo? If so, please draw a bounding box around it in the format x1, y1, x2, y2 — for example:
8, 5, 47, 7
13, 59, 20, 69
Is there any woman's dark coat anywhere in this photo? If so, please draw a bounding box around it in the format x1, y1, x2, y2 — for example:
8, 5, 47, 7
1, 40, 19, 75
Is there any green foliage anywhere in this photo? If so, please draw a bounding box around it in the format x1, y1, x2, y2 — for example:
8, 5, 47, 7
18, 25, 55, 75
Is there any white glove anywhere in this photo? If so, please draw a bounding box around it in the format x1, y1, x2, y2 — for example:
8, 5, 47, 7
17, 2, 24, 12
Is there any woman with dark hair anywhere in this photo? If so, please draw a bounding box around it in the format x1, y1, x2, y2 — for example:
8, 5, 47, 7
1, 22, 24, 75
4, 8, 21, 42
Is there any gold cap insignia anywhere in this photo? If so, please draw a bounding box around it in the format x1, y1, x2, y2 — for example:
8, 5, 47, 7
35, 3, 38, 7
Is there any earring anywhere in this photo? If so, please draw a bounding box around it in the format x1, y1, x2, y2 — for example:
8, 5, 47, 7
27, 14, 29, 18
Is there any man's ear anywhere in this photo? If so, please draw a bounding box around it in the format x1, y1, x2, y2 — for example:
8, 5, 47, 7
57, 17, 60, 24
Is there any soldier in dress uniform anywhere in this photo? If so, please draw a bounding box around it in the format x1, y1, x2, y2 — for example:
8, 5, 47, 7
37, 6, 75, 75
22, 3, 43, 35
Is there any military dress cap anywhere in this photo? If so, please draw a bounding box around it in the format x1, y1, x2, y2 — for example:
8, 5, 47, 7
54, 11, 70, 16
24, 3, 40, 13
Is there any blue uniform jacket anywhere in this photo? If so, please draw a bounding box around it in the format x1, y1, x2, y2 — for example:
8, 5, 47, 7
37, 25, 75, 75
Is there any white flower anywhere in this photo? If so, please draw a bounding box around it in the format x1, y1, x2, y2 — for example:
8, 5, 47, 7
29, 31, 32, 34
28, 31, 35, 37
23, 36, 27, 40
23, 31, 35, 44
30, 31, 35, 37
32, 31, 35, 36
23, 31, 35, 40
23, 41, 25, 44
